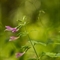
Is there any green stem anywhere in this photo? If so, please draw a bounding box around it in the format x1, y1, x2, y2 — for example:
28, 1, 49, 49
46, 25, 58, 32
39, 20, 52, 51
24, 26, 39, 60
28, 35, 39, 60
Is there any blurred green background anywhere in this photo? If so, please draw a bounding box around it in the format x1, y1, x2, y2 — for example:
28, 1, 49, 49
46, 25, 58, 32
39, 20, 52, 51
0, 0, 60, 60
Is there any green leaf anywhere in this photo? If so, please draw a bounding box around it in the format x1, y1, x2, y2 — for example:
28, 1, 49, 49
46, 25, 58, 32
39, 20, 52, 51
45, 52, 60, 57
56, 53, 60, 57
29, 40, 46, 46
21, 45, 31, 50
45, 52, 56, 57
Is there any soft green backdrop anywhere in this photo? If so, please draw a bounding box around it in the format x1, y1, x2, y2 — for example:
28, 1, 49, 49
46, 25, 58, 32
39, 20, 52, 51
0, 0, 60, 60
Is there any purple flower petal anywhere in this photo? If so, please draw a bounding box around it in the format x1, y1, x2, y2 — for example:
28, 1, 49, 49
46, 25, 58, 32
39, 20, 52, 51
12, 27, 19, 33
15, 52, 25, 58
9, 36, 19, 41
5, 26, 13, 31
5, 26, 19, 33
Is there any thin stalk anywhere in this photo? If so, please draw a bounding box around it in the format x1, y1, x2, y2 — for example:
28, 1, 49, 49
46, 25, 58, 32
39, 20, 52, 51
28, 35, 39, 60
24, 26, 39, 60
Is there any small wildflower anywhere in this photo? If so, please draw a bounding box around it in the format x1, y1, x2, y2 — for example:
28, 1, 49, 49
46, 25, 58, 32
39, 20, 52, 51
15, 52, 25, 58
9, 36, 19, 41
5, 26, 19, 32
11, 27, 19, 33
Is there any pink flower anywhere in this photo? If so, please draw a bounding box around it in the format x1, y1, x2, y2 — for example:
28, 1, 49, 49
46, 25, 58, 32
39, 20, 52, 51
15, 52, 25, 58
9, 36, 19, 41
5, 26, 19, 33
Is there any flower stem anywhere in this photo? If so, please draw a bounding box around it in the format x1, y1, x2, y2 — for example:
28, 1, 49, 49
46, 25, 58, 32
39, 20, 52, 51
24, 26, 39, 60
28, 35, 39, 60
